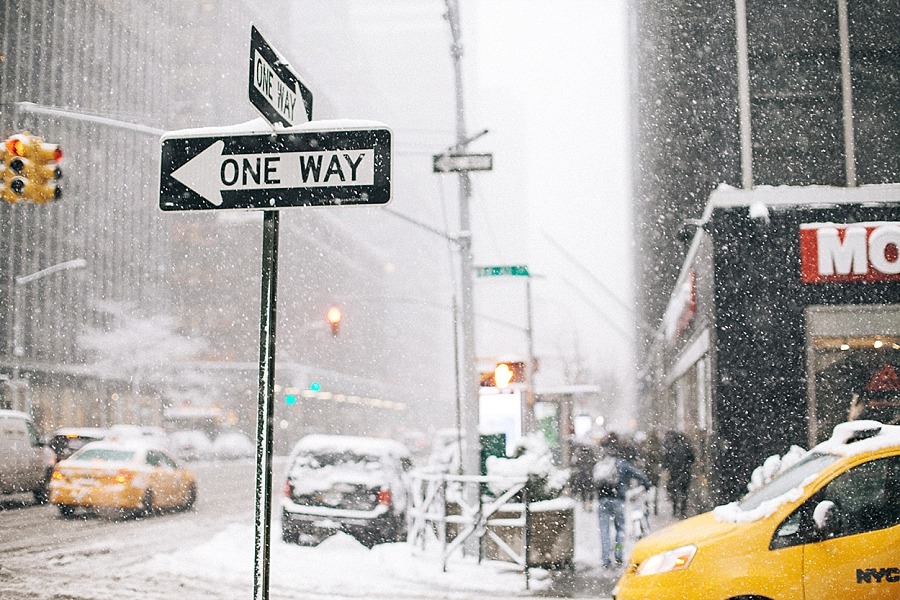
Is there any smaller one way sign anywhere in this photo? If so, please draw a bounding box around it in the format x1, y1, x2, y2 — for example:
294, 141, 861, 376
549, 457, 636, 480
159, 125, 391, 211
249, 25, 312, 126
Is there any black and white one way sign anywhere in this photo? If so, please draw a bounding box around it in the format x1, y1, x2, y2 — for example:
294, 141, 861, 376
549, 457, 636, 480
159, 126, 392, 211
249, 25, 312, 126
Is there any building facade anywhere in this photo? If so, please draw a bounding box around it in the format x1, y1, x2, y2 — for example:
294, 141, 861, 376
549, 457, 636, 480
650, 185, 900, 504
630, 1, 900, 502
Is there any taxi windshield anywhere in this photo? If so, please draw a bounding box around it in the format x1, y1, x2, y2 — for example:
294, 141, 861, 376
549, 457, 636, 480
738, 452, 839, 512
71, 448, 135, 463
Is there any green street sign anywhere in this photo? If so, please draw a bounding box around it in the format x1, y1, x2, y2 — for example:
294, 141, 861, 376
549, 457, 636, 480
476, 265, 530, 277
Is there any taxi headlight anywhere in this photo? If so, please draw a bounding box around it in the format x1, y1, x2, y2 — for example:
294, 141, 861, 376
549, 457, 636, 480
636, 545, 697, 576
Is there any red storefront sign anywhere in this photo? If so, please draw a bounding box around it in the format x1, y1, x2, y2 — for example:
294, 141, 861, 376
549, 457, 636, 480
663, 271, 695, 343
800, 222, 900, 283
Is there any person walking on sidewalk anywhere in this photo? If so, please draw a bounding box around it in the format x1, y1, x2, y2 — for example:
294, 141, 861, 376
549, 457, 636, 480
662, 430, 695, 518
593, 433, 652, 569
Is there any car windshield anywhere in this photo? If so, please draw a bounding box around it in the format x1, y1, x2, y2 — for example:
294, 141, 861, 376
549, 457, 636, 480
70, 448, 135, 463
737, 452, 840, 512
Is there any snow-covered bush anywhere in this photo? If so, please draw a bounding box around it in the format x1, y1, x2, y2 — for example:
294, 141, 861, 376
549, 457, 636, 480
485, 433, 569, 502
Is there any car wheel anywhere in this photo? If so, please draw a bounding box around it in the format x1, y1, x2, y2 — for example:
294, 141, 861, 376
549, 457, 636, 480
183, 484, 197, 511
281, 524, 299, 544
58, 504, 75, 518
136, 489, 154, 518
33, 485, 49, 505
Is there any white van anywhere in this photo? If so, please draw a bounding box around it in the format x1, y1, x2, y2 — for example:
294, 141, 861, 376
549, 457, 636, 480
0, 410, 51, 502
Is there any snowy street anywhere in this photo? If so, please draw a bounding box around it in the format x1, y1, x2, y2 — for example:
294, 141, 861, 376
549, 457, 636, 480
0, 456, 666, 599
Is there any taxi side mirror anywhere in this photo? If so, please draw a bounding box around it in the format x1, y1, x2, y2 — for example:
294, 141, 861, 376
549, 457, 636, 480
813, 500, 840, 536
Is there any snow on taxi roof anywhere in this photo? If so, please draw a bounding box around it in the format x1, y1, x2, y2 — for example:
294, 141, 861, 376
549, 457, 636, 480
813, 419, 900, 457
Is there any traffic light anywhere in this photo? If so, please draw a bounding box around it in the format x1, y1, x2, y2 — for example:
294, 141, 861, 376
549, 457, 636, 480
481, 361, 527, 388
326, 306, 342, 336
1, 132, 63, 204
493, 361, 526, 389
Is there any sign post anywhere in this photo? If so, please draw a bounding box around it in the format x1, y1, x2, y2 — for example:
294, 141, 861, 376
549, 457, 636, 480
159, 26, 391, 600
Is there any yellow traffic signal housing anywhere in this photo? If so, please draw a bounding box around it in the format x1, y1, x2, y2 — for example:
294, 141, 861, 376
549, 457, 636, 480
2, 132, 63, 204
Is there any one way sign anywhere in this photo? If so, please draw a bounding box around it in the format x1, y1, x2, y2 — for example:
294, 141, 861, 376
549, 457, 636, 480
159, 125, 392, 211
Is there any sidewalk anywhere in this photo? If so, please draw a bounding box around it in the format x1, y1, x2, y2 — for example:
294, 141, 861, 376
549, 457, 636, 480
537, 495, 680, 598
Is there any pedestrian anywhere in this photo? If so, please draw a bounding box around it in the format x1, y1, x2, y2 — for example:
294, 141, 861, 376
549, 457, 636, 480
662, 430, 695, 518
570, 440, 598, 510
635, 430, 663, 515
593, 433, 652, 569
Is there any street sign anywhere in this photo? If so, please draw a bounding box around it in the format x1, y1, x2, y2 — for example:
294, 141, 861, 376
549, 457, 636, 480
249, 25, 313, 127
476, 265, 530, 277
433, 153, 493, 173
159, 126, 392, 211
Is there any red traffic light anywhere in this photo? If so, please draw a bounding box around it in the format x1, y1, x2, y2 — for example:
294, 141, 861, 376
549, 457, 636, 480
5, 135, 27, 157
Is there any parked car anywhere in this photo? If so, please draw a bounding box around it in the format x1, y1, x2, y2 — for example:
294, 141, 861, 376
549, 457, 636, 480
169, 430, 212, 461
47, 427, 109, 462
49, 440, 197, 518
613, 420, 900, 600
0, 409, 53, 503
210, 431, 255, 460
281, 434, 412, 547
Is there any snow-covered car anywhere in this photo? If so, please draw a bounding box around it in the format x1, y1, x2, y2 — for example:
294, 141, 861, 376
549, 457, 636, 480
169, 430, 213, 461
210, 431, 255, 460
106, 424, 171, 451
613, 420, 900, 600
281, 434, 412, 547
47, 427, 109, 462
49, 440, 197, 518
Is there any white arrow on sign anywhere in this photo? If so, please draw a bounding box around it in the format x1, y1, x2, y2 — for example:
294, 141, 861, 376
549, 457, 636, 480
170, 140, 375, 206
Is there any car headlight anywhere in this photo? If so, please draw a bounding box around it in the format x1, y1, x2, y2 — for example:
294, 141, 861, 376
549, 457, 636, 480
636, 545, 697, 576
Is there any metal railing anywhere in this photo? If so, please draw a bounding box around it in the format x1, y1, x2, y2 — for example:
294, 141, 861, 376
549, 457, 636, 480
407, 471, 539, 588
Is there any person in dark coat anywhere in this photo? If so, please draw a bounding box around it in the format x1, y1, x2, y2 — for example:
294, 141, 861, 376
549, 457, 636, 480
593, 434, 652, 568
570, 440, 598, 509
636, 430, 663, 515
662, 430, 695, 518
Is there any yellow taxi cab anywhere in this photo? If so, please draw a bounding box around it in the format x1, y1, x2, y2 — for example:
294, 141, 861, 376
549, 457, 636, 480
613, 420, 900, 600
49, 440, 197, 518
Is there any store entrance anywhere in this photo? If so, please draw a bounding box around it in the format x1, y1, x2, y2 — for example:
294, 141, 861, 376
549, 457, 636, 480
807, 305, 900, 445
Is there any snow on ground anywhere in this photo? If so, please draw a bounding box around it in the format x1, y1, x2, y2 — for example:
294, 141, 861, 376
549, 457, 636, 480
147, 522, 553, 599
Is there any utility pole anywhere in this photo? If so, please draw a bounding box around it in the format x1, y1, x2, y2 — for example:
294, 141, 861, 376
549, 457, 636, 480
445, 0, 480, 478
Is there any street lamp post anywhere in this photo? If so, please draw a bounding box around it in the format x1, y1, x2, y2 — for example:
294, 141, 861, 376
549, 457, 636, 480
9, 258, 87, 412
